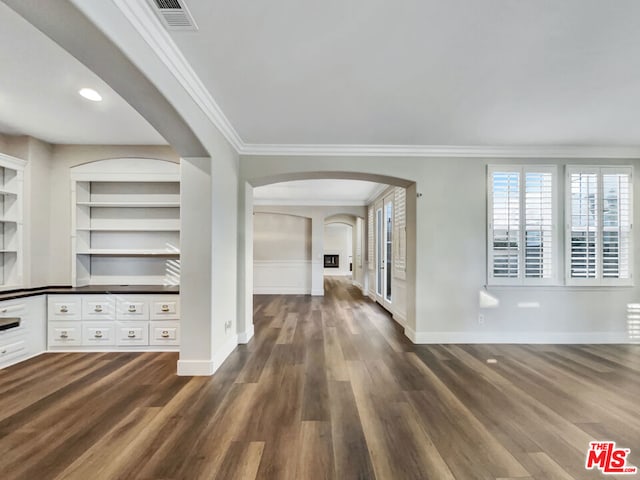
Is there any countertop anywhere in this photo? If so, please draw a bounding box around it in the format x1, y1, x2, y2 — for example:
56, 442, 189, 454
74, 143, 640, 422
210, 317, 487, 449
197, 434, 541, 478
0, 285, 179, 302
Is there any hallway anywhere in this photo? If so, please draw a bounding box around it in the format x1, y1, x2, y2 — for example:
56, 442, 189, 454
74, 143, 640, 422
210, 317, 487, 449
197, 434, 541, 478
0, 277, 638, 479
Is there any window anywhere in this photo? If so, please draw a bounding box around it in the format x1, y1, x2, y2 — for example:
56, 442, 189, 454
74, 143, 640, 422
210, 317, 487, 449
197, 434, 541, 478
566, 166, 632, 285
487, 166, 557, 285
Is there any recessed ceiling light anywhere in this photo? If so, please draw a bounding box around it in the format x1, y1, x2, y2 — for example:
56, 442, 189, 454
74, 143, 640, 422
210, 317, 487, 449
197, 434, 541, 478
78, 88, 102, 102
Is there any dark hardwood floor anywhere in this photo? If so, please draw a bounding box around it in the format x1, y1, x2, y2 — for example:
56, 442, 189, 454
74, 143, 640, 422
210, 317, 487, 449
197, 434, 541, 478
1, 276, 639, 479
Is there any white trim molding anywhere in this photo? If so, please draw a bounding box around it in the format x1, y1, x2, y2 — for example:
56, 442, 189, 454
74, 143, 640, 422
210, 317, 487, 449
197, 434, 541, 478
214, 334, 239, 370
113, 0, 243, 151
177, 359, 214, 376
254, 260, 312, 295
240, 143, 640, 159
0, 152, 27, 168
177, 333, 238, 376
102, 3, 640, 161
404, 328, 636, 344
237, 324, 254, 344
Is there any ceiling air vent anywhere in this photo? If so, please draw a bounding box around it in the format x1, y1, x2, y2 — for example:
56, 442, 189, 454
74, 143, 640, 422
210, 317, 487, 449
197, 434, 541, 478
151, 0, 198, 31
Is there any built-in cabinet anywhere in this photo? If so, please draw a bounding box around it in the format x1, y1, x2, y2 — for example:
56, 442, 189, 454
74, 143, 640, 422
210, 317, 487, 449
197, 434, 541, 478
0, 153, 24, 290
71, 158, 180, 286
47, 294, 180, 350
0, 296, 46, 369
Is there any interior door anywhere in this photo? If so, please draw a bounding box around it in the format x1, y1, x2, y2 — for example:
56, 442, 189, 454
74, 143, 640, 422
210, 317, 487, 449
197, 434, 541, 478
374, 195, 394, 310
383, 194, 393, 310
375, 204, 383, 300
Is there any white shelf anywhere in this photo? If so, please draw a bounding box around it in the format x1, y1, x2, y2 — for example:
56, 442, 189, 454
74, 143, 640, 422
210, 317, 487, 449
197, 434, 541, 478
0, 158, 23, 288
77, 202, 180, 208
71, 160, 181, 287
77, 227, 180, 232
77, 249, 180, 256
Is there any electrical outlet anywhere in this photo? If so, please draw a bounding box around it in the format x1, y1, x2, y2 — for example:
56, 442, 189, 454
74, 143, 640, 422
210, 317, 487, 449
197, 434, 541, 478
478, 314, 485, 325
224, 320, 232, 333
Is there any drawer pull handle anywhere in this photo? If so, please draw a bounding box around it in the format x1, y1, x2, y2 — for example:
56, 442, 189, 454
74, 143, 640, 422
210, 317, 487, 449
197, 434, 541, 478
94, 305, 103, 312
1, 308, 6, 313
128, 331, 136, 338
60, 306, 68, 313
161, 330, 170, 338
161, 305, 170, 312
94, 331, 103, 338
1, 349, 6, 354
60, 331, 69, 339
128, 305, 137, 312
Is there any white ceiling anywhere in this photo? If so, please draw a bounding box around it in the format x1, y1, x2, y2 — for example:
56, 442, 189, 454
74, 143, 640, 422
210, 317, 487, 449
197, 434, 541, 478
0, 2, 165, 145
253, 179, 387, 205
167, 0, 640, 147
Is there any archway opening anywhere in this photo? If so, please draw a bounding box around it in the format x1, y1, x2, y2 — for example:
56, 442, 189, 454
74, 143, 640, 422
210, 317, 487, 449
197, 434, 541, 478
240, 171, 417, 345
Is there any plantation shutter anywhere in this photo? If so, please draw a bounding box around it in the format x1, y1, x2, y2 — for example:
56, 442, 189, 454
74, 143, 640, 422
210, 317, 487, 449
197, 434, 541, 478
393, 187, 407, 279
489, 170, 520, 281
488, 165, 557, 285
602, 170, 632, 279
568, 170, 598, 279
524, 171, 554, 279
567, 166, 632, 284
367, 206, 374, 271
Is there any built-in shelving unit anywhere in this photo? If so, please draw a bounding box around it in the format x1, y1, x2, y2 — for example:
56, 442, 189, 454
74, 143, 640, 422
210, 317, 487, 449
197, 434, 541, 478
71, 158, 180, 287
0, 154, 24, 290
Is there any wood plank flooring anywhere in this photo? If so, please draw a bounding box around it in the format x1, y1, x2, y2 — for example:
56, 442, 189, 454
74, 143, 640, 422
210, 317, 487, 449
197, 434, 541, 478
1, 276, 639, 479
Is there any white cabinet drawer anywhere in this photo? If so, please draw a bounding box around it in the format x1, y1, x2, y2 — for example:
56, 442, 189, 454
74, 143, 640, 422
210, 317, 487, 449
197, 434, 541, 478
149, 321, 180, 346
48, 322, 82, 346
48, 296, 81, 320
82, 295, 115, 319
0, 302, 26, 315
116, 321, 149, 346
0, 339, 27, 365
82, 322, 116, 346
0, 316, 26, 341
116, 299, 149, 320
150, 297, 180, 320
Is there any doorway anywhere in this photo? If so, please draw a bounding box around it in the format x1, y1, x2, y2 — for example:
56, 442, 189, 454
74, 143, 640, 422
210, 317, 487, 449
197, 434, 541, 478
375, 192, 394, 311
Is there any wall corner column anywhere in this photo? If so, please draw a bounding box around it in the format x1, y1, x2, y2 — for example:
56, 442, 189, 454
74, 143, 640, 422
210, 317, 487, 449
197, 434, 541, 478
311, 209, 325, 296
237, 181, 254, 343
178, 157, 215, 375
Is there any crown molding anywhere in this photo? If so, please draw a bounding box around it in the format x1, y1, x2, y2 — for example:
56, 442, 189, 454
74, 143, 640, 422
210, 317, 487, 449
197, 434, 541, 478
113, 0, 244, 152
239, 143, 640, 158
253, 198, 369, 207
110, 2, 640, 161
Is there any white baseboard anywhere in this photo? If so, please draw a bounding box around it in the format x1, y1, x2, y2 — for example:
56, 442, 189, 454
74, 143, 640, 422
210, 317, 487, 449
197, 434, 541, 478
311, 288, 324, 296
177, 359, 215, 376
177, 334, 238, 376
404, 327, 637, 344
392, 312, 406, 328
214, 333, 239, 368
254, 287, 310, 295
352, 280, 364, 294
238, 324, 254, 344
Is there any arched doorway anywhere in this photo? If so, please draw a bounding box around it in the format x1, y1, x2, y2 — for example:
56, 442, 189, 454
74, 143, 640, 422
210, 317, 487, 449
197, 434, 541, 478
237, 170, 417, 345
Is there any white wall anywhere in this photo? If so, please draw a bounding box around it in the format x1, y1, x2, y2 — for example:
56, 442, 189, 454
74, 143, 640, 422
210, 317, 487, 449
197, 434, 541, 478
241, 154, 640, 344
0, 134, 51, 288
253, 212, 312, 294
323, 223, 352, 276
254, 213, 312, 261
252, 205, 366, 296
